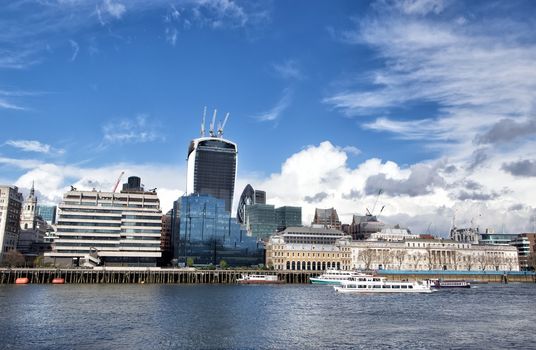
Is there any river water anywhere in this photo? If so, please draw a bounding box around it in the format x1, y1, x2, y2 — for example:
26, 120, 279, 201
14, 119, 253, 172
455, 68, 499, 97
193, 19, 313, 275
0, 283, 535, 349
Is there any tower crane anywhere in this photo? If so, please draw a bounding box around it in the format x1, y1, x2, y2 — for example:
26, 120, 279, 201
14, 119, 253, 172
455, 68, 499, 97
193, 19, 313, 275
217, 112, 230, 137
112, 171, 125, 192
209, 109, 217, 137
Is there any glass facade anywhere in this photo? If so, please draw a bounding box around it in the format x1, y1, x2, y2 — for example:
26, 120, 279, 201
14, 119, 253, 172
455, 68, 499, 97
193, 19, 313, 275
174, 194, 264, 266
245, 204, 276, 238
188, 138, 237, 213
37, 205, 57, 224
275, 206, 302, 232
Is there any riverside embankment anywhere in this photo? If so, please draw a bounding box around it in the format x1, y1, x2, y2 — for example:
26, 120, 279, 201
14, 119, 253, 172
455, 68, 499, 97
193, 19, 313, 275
1, 268, 534, 284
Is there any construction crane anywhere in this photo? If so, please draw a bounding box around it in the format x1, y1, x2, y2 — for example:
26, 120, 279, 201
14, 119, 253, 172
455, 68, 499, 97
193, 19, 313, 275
209, 109, 217, 137
371, 189, 383, 215
112, 171, 125, 192
217, 112, 230, 137
200, 106, 207, 137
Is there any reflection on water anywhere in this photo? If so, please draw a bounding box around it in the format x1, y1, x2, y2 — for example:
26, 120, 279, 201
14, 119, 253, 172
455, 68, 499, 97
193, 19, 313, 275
0, 283, 535, 349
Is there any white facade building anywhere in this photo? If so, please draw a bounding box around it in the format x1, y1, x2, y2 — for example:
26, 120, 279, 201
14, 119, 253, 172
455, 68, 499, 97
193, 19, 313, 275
18, 184, 47, 255
349, 238, 519, 272
45, 182, 162, 266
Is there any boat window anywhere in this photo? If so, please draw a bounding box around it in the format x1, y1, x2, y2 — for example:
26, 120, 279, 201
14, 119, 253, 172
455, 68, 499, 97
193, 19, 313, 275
392, 285, 400, 289
409, 285, 413, 289
401, 285, 407, 289
373, 278, 380, 282
373, 285, 381, 288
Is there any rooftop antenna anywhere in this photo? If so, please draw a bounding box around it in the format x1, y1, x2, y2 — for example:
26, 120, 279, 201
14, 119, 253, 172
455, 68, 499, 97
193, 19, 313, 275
209, 109, 217, 137
217, 112, 230, 137
200, 106, 207, 137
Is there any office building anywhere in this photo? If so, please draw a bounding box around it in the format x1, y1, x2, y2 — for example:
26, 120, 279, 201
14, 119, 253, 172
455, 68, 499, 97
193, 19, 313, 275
45, 176, 162, 267
312, 208, 342, 230
36, 205, 57, 225
173, 194, 263, 266
160, 210, 173, 266
237, 184, 266, 224
275, 206, 302, 232
187, 111, 237, 213
0, 186, 23, 263
244, 203, 276, 238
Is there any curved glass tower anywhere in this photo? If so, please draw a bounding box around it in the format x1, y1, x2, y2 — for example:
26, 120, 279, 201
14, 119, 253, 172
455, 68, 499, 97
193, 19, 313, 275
186, 137, 237, 213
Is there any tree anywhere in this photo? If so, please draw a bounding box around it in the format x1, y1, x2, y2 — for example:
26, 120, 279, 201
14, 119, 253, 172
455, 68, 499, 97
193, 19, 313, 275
394, 250, 407, 270
33, 255, 44, 267
219, 259, 229, 269
411, 252, 424, 270
186, 257, 194, 267
465, 254, 474, 271
477, 254, 488, 271
426, 248, 434, 270
2, 250, 25, 267
358, 249, 376, 270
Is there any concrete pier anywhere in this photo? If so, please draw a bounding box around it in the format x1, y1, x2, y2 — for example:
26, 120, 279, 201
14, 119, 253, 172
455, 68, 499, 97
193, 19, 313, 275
0, 268, 534, 284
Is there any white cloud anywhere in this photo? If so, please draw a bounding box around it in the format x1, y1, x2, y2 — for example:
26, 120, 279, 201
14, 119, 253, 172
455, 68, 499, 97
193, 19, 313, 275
238, 141, 536, 236
103, 0, 126, 19
253, 88, 292, 122
325, 4, 536, 148
272, 60, 303, 80
0, 99, 25, 110
101, 114, 164, 145
5, 140, 50, 153
341, 145, 361, 156
395, 0, 445, 16
69, 39, 79, 61
0, 156, 185, 212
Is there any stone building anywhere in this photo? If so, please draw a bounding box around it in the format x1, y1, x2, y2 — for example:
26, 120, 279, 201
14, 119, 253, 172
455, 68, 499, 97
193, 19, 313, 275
349, 238, 519, 271
18, 183, 47, 257
265, 226, 352, 271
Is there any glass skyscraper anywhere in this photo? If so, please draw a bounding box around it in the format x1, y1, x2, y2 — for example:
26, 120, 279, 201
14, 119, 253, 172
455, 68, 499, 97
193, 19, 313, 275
186, 137, 237, 213
173, 194, 263, 266
275, 206, 302, 232
245, 204, 276, 239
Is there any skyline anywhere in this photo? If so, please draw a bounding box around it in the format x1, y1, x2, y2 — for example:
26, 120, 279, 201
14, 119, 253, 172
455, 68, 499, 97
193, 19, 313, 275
2, 0, 536, 235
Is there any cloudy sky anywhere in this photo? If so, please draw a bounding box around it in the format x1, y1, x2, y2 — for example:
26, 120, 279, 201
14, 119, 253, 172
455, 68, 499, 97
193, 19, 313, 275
2, 0, 536, 235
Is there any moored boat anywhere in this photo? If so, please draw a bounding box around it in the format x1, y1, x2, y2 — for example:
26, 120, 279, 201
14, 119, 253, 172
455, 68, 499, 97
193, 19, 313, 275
432, 279, 470, 289
309, 269, 362, 285
237, 274, 284, 284
334, 275, 433, 294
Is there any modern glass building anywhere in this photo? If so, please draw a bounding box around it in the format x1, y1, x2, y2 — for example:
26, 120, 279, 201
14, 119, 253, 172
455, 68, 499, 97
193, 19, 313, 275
245, 204, 276, 239
37, 205, 57, 225
173, 194, 263, 266
275, 206, 302, 232
187, 137, 237, 213
237, 184, 267, 224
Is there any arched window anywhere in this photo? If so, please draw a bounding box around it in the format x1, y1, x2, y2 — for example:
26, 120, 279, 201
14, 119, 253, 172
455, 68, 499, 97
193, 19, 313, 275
24, 223, 28, 229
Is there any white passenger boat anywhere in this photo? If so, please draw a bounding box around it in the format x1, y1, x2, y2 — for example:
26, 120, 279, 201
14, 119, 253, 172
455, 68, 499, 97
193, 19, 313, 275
237, 274, 284, 284
334, 274, 433, 293
309, 269, 361, 285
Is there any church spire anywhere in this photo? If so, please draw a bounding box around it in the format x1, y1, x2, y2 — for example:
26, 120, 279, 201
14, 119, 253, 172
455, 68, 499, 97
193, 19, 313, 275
30, 180, 35, 197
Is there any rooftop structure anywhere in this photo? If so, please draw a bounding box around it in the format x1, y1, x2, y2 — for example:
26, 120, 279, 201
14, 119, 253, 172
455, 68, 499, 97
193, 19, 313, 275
349, 214, 385, 240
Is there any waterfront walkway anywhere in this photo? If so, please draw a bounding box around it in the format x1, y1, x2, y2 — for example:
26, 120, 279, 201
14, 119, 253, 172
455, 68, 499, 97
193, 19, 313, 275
1, 268, 534, 284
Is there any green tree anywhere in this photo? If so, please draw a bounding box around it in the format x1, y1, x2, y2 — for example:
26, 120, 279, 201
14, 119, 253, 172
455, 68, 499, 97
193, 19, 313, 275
186, 257, 194, 267
2, 250, 26, 267
33, 255, 44, 267
219, 259, 229, 269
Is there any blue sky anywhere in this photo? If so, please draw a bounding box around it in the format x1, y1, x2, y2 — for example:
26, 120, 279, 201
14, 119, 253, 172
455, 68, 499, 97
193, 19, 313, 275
2, 0, 536, 235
